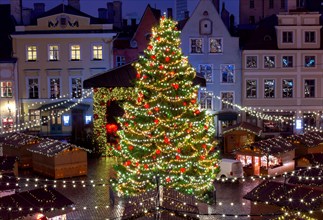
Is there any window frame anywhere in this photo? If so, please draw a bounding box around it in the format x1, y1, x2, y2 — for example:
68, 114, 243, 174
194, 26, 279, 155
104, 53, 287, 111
199, 64, 213, 83
48, 44, 59, 61
304, 79, 315, 98
304, 31, 316, 43
282, 79, 293, 98
26, 45, 37, 62
246, 55, 258, 69
246, 79, 257, 99
264, 56, 276, 68
190, 38, 203, 54
0, 81, 13, 98
220, 91, 234, 110
282, 55, 293, 68
282, 31, 293, 43
92, 44, 103, 60
70, 76, 83, 99
209, 37, 223, 54
48, 77, 61, 99
304, 55, 316, 68
220, 64, 235, 84
264, 79, 276, 98
116, 55, 126, 67
70, 44, 81, 61
26, 77, 39, 99
199, 91, 213, 110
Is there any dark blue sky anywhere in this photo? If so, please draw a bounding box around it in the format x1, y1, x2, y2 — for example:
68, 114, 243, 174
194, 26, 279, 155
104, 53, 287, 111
0, 0, 238, 23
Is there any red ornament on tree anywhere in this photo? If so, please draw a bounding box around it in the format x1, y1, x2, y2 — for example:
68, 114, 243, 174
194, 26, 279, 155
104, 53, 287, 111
166, 177, 171, 182
183, 102, 187, 106
156, 149, 161, 154
165, 57, 170, 62
172, 83, 179, 90
144, 103, 150, 109
151, 55, 156, 60
180, 167, 186, 173
135, 162, 139, 167
144, 164, 149, 169
128, 145, 134, 151
159, 65, 164, 70
170, 71, 175, 75
194, 109, 200, 115
191, 99, 196, 104
93, 114, 98, 120
105, 123, 118, 134
136, 73, 141, 78
143, 75, 147, 79
202, 144, 207, 149
148, 45, 153, 50
204, 125, 208, 130
157, 36, 161, 41
175, 155, 180, 160
125, 160, 131, 166
117, 145, 121, 151
200, 155, 205, 160
164, 137, 170, 144
154, 119, 159, 124
154, 106, 160, 112
177, 148, 181, 153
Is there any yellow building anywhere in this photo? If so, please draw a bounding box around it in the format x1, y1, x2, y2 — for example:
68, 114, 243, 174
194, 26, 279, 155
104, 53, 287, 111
11, 3, 116, 140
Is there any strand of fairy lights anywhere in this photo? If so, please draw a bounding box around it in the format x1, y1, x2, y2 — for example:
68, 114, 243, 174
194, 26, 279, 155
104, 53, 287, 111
0, 90, 93, 134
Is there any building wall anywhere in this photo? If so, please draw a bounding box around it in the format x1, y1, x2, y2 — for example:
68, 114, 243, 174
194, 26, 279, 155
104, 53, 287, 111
175, 0, 188, 21
181, 0, 241, 135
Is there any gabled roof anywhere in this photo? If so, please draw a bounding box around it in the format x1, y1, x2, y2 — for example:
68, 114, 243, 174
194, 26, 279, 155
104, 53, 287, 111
0, 132, 41, 148
288, 166, 323, 186
83, 61, 206, 89
288, 131, 323, 148
244, 181, 323, 212
34, 4, 107, 24
0, 173, 19, 191
222, 122, 262, 136
242, 14, 278, 50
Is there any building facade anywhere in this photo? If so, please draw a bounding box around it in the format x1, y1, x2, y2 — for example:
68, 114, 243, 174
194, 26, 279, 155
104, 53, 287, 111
242, 11, 323, 137
175, 0, 188, 21
181, 0, 242, 136
11, 3, 116, 140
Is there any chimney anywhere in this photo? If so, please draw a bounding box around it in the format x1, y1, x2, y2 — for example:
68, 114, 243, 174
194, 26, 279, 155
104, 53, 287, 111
122, 19, 127, 27
98, 8, 108, 20
33, 3, 45, 18
167, 8, 173, 19
184, 10, 189, 19
131, 18, 136, 28
107, 2, 114, 23
10, 0, 22, 24
68, 0, 80, 10
212, 0, 220, 12
113, 1, 122, 29
22, 8, 32, 25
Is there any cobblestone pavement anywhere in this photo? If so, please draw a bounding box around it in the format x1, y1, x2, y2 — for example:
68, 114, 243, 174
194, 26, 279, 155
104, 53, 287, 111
18, 157, 266, 220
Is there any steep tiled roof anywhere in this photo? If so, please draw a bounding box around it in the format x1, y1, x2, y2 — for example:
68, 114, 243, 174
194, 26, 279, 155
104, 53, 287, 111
32, 4, 108, 24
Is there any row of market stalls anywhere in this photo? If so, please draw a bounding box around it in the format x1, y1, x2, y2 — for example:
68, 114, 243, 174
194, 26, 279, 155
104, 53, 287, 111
222, 122, 323, 176
0, 132, 89, 179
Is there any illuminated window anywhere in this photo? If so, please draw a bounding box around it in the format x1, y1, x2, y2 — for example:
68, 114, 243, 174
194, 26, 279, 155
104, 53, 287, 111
209, 38, 222, 53
70, 45, 80, 60
63, 115, 70, 126
71, 77, 82, 98
221, 64, 234, 83
49, 45, 59, 61
282, 56, 293, 68
199, 64, 213, 83
27, 46, 37, 61
29, 109, 40, 129
92, 45, 103, 60
0, 81, 12, 97
49, 78, 60, 98
28, 78, 39, 99
304, 79, 315, 98
282, 79, 293, 98
246, 80, 257, 98
221, 92, 234, 110
85, 115, 92, 124
200, 91, 213, 110
264, 79, 275, 98
190, 38, 203, 54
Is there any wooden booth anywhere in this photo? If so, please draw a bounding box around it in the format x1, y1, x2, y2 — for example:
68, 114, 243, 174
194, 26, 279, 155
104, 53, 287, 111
244, 181, 323, 220
288, 131, 323, 157
0, 133, 40, 168
234, 136, 296, 176
28, 138, 89, 179
222, 122, 262, 155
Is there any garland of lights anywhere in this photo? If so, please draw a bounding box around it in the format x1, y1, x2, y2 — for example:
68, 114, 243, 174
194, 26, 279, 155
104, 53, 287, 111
92, 87, 135, 155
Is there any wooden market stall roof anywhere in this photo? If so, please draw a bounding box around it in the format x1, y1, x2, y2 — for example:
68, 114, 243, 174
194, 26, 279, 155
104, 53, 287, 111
244, 181, 323, 213
0, 187, 74, 219
288, 131, 323, 148
234, 136, 296, 156
0, 156, 17, 171
27, 138, 91, 157
0, 173, 19, 191
222, 122, 262, 136
0, 132, 40, 148
288, 166, 323, 186
83, 61, 207, 89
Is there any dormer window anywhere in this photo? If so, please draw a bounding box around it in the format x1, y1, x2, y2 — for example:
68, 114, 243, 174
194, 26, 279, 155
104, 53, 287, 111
305, 31, 315, 43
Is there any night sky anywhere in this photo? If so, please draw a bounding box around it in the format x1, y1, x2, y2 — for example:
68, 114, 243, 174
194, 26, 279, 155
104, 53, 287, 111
0, 0, 239, 23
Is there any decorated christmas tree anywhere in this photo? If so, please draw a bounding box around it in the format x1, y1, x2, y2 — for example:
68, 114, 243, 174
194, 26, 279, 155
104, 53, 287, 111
112, 16, 219, 202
